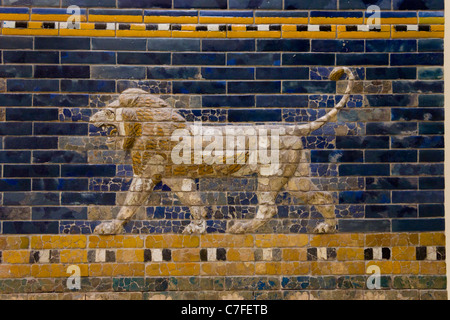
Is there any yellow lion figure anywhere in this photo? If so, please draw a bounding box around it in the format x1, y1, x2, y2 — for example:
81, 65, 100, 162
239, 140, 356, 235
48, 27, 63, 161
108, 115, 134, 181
90, 67, 354, 235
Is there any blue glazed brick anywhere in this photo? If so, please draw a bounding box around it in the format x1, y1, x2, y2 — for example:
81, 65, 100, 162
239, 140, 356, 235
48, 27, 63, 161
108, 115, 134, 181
256, 67, 309, 80
229, 0, 282, 8
148, 39, 200, 52
257, 39, 310, 52
392, 191, 444, 204
391, 53, 443, 66
393, 0, 444, 10
339, 191, 390, 204
61, 192, 116, 205
420, 150, 444, 163
34, 151, 87, 165
393, 81, 444, 94
418, 67, 443, 80
419, 95, 444, 107
62, 0, 116, 6
0, 179, 31, 192
0, 66, 32, 78
0, 94, 32, 106
285, 0, 337, 9
366, 178, 418, 190
418, 39, 443, 52
367, 94, 417, 107
4, 164, 59, 177
392, 136, 444, 149
339, 0, 391, 9
61, 80, 116, 93
0, 151, 31, 163
392, 164, 443, 176
116, 80, 171, 94
32, 178, 89, 191
34, 123, 88, 136
173, 53, 225, 65
3, 222, 59, 234
366, 205, 418, 219
174, 0, 227, 8
256, 95, 308, 108
336, 136, 389, 149
228, 53, 280, 66
119, 0, 171, 8
35, 37, 90, 50
202, 67, 254, 80
6, 108, 58, 121
420, 177, 444, 190
366, 40, 416, 53
202, 39, 255, 52
283, 81, 335, 94
283, 53, 335, 66
391, 108, 444, 121
91, 66, 146, 80
312, 40, 364, 53
392, 219, 444, 232
61, 165, 116, 177
0, 36, 33, 49
229, 81, 281, 94
4, 137, 58, 150
311, 150, 363, 163
4, 192, 59, 205
7, 79, 59, 92
34, 66, 90, 79
117, 52, 171, 65
32, 207, 88, 220
0, 123, 32, 135
366, 68, 416, 80
339, 164, 390, 176
419, 204, 444, 218
419, 122, 444, 135
61, 51, 115, 64
173, 81, 226, 94
338, 219, 390, 232
3, 51, 59, 64
202, 95, 254, 108
148, 67, 200, 80
228, 109, 281, 122
366, 122, 417, 135
33, 94, 89, 107
366, 150, 417, 163
92, 38, 147, 51
337, 54, 388, 66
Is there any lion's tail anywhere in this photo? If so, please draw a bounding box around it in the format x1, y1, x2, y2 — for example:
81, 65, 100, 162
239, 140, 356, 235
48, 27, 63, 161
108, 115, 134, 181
295, 67, 355, 135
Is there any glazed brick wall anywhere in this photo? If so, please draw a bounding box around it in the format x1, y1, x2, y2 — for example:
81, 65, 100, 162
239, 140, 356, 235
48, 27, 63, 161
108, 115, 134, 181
0, 0, 446, 300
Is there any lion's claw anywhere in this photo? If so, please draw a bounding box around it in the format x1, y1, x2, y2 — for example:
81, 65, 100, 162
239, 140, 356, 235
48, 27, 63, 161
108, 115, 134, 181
314, 222, 335, 234
183, 220, 207, 234
94, 221, 124, 235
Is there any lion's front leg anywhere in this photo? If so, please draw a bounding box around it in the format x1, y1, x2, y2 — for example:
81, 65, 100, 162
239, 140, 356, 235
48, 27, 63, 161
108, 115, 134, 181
94, 177, 156, 235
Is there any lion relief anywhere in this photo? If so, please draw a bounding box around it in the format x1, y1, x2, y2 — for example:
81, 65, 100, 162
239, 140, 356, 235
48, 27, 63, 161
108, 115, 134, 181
89, 67, 355, 235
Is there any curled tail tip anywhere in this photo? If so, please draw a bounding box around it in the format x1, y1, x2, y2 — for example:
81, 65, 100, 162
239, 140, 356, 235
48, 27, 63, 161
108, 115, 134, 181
329, 67, 346, 81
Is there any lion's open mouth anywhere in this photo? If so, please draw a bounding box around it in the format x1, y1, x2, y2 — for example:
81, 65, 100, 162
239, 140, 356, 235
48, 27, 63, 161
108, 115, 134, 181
95, 123, 119, 142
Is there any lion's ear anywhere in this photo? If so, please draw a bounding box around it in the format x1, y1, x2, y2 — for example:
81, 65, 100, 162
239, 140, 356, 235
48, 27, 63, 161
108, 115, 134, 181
123, 123, 142, 150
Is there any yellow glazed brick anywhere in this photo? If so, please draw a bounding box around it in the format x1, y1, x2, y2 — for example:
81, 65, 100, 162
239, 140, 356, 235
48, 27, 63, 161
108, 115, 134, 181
201, 235, 253, 247
224, 248, 254, 261
255, 235, 308, 248
280, 262, 310, 275
420, 232, 446, 246
146, 235, 199, 248
310, 234, 364, 247
0, 13, 29, 20
228, 31, 281, 38
392, 247, 416, 261
171, 249, 201, 262
282, 31, 336, 39
32, 236, 86, 249
336, 248, 365, 261
0, 265, 31, 278
89, 14, 142, 23
364, 17, 418, 24
60, 250, 87, 263
116, 30, 171, 38
60, 29, 115, 37
366, 261, 393, 274
144, 16, 198, 24
310, 17, 363, 24
391, 234, 419, 246
31, 14, 87, 21
2, 251, 29, 264
337, 25, 390, 39
116, 249, 144, 263
419, 17, 445, 24
420, 262, 446, 275
2, 29, 59, 36
146, 263, 200, 276
0, 236, 29, 250
282, 248, 307, 261
172, 31, 227, 38
199, 17, 253, 24
226, 262, 255, 275
89, 263, 144, 276
392, 261, 420, 274
392, 25, 444, 39
256, 262, 281, 275
200, 262, 227, 276
255, 17, 308, 24
89, 235, 143, 248
311, 262, 365, 275
31, 264, 88, 278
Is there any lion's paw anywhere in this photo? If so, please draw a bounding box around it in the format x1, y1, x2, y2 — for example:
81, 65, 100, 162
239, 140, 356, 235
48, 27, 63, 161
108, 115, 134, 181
314, 222, 336, 234
183, 220, 206, 234
227, 221, 250, 234
94, 221, 124, 235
